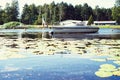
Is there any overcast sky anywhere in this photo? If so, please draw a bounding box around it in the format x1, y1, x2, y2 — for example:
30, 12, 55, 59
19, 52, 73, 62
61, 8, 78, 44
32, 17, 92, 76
0, 0, 115, 13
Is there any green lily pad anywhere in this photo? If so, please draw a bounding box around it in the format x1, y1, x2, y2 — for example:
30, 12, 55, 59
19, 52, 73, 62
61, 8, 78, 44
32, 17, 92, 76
113, 71, 120, 76
99, 68, 117, 72
100, 64, 116, 69
95, 71, 113, 78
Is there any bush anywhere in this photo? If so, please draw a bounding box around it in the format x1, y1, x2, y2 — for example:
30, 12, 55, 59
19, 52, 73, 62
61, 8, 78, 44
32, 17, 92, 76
2, 21, 23, 29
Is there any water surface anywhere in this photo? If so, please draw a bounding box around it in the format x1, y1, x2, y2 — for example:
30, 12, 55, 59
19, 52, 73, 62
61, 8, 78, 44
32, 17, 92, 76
0, 55, 119, 80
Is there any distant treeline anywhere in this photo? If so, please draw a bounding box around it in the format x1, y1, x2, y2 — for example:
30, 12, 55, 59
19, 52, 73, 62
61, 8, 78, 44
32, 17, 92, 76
0, 0, 120, 25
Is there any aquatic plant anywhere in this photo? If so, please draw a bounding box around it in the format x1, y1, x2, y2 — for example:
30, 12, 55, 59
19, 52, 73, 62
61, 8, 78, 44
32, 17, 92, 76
100, 64, 116, 69
95, 64, 118, 77
113, 71, 120, 76
99, 68, 117, 72
95, 71, 113, 77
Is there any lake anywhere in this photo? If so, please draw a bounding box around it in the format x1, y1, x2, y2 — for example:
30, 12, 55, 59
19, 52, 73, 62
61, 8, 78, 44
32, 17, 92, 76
0, 28, 120, 39
0, 28, 120, 80
0, 55, 119, 80
53, 28, 120, 39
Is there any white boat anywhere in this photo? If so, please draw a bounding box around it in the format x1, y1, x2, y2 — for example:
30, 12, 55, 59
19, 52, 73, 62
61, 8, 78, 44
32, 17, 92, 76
52, 20, 99, 33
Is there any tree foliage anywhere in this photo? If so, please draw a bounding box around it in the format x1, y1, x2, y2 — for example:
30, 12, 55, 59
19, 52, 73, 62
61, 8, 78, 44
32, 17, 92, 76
20, 2, 113, 25
21, 4, 38, 24
112, 0, 120, 24
0, 0, 19, 24
0, 1, 114, 25
112, 6, 120, 24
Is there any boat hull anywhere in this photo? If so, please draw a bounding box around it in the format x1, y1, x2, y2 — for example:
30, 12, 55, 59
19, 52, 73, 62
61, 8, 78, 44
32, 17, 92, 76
52, 26, 99, 33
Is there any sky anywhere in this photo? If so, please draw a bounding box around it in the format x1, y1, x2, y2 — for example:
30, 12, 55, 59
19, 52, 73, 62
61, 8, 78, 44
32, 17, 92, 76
0, 0, 115, 14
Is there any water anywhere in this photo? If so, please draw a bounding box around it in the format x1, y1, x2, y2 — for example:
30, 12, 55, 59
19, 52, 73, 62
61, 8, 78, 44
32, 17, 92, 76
98, 28, 120, 34
0, 55, 119, 80
54, 28, 120, 39
0, 28, 120, 39
0, 29, 120, 80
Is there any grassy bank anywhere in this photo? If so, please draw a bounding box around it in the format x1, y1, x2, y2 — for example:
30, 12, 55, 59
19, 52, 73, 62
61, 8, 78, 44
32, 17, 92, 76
1, 25, 120, 29
97, 25, 120, 29
26, 25, 120, 29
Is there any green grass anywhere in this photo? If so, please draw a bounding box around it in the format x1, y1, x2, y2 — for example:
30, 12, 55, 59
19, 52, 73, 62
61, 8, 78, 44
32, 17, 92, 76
1, 25, 120, 29
97, 25, 120, 28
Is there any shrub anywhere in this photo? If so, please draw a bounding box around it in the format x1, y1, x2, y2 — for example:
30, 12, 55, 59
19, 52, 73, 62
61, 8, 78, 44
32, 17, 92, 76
2, 21, 23, 29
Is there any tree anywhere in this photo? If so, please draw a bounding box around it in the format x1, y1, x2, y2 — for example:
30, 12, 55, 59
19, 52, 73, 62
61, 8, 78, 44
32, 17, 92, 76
4, 3, 12, 22
11, 0, 19, 21
112, 6, 120, 24
0, 6, 4, 24
112, 0, 120, 24
21, 4, 38, 24
81, 3, 93, 20
87, 15, 94, 25
34, 6, 42, 25
21, 4, 30, 24
0, 1, 114, 25
75, 4, 82, 20
3, 0, 19, 23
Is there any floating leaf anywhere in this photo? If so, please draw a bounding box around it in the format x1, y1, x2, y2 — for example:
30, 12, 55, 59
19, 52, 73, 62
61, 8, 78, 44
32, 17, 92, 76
113, 71, 120, 76
99, 68, 117, 72
95, 71, 113, 78
100, 64, 116, 69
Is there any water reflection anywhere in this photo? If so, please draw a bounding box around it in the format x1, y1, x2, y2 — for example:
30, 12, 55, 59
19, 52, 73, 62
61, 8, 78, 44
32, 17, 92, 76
53, 28, 120, 39
0, 28, 120, 39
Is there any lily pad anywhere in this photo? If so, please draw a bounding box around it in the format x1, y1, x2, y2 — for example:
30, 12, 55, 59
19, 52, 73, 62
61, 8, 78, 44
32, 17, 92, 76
95, 71, 113, 78
113, 71, 120, 76
100, 64, 116, 69
99, 68, 117, 72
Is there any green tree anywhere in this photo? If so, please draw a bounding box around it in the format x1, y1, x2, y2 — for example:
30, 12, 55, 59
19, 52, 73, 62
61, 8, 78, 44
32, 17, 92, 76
3, 0, 19, 23
11, 0, 19, 21
21, 4, 38, 24
75, 4, 82, 20
29, 4, 38, 24
93, 6, 112, 21
21, 4, 30, 24
4, 3, 12, 22
49, 1, 56, 24
112, 0, 120, 24
112, 6, 120, 24
87, 15, 94, 25
0, 6, 4, 24
81, 3, 93, 20
34, 6, 42, 25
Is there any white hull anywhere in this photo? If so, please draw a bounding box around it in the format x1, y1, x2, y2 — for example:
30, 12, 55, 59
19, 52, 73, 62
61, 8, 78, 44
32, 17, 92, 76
52, 26, 99, 33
